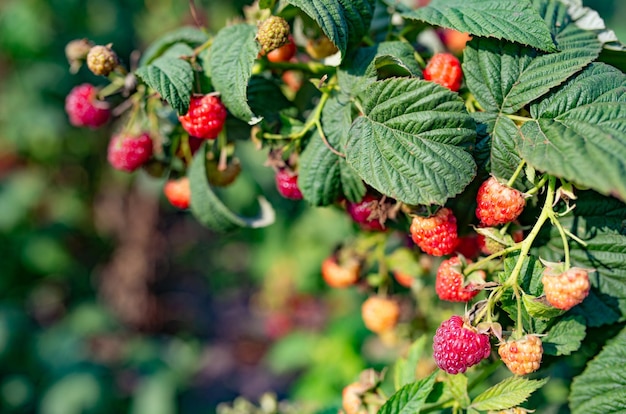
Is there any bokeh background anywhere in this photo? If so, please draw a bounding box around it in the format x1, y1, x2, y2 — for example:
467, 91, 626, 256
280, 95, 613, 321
0, 1, 624, 413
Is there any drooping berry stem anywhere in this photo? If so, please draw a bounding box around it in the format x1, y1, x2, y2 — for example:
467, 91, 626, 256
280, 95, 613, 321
507, 159, 526, 188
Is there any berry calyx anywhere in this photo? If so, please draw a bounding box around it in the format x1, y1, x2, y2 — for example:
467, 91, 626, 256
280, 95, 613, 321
164, 177, 191, 209
361, 296, 400, 334
410, 207, 459, 256
266, 35, 296, 63
541, 266, 590, 311
423, 52, 463, 92
347, 194, 386, 231
498, 335, 543, 376
256, 16, 291, 53
321, 255, 360, 288
275, 169, 303, 200
179, 95, 228, 140
433, 315, 491, 374
65, 83, 111, 128
435, 256, 486, 302
476, 177, 526, 227
107, 132, 153, 172
86, 44, 119, 76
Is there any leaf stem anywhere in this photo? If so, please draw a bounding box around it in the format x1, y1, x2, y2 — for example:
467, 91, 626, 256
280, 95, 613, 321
507, 159, 526, 188
505, 114, 533, 123
264, 60, 335, 76
463, 244, 522, 275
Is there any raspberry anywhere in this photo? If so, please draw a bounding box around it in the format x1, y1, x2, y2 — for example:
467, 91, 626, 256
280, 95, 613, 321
541, 267, 590, 311
179, 95, 227, 140
393, 270, 414, 288
107, 132, 153, 172
275, 169, 303, 200
347, 194, 386, 231
435, 256, 486, 302
164, 177, 191, 209
266, 35, 296, 63
321, 256, 360, 288
433, 315, 491, 374
65, 38, 94, 73
361, 296, 400, 334
423, 53, 463, 92
498, 335, 543, 376
256, 16, 291, 53
65, 83, 111, 128
454, 234, 481, 259
476, 177, 526, 227
439, 29, 472, 54
86, 44, 119, 76
410, 208, 459, 256
305, 36, 339, 60
342, 382, 367, 414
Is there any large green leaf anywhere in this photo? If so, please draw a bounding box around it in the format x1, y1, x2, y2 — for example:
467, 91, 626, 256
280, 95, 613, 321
378, 372, 437, 414
469, 377, 548, 411
393, 336, 427, 390
189, 144, 275, 232
518, 63, 626, 200
402, 0, 556, 52
139, 26, 209, 66
207, 24, 260, 124
570, 326, 626, 413
285, 0, 375, 58
345, 78, 476, 206
135, 57, 194, 115
542, 315, 586, 356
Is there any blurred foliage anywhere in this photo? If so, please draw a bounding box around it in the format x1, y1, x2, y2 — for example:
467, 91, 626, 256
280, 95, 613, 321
0, 0, 624, 413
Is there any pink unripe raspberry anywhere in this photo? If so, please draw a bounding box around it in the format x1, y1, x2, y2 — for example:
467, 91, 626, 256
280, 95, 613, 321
107, 132, 154, 172
433, 315, 491, 374
65, 83, 111, 128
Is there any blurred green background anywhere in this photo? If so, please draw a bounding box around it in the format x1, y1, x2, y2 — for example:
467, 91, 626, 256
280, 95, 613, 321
0, 0, 624, 413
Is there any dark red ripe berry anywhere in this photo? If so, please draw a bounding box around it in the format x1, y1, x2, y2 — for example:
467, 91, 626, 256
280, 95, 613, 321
65, 83, 111, 128
107, 132, 153, 172
423, 53, 463, 92
433, 315, 491, 374
347, 194, 385, 231
275, 170, 303, 200
410, 208, 458, 256
179, 95, 227, 140
476, 177, 526, 226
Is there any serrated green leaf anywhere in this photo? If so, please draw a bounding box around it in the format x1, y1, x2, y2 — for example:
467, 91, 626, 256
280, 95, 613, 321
345, 78, 476, 205
135, 57, 193, 115
470, 376, 548, 411
522, 294, 565, 320
299, 131, 343, 206
570, 326, 626, 413
378, 372, 437, 414
208, 24, 260, 124
285, 0, 375, 58
446, 373, 470, 408
543, 315, 586, 356
247, 75, 292, 121
402, 0, 555, 52
394, 336, 427, 390
519, 63, 626, 200
189, 144, 275, 232
140, 26, 209, 66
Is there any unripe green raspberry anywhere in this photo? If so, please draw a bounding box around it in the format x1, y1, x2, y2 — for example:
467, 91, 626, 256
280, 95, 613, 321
65, 38, 94, 73
256, 16, 291, 53
87, 44, 119, 76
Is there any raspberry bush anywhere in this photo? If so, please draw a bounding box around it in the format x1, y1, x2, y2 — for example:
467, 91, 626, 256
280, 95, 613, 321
63, 0, 626, 412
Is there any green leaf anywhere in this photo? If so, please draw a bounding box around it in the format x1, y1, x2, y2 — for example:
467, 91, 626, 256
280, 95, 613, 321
402, 0, 556, 52
518, 63, 626, 200
285, 0, 375, 58
208, 23, 260, 124
189, 144, 275, 232
393, 336, 427, 390
543, 315, 586, 356
247, 75, 292, 121
522, 294, 565, 320
131, 372, 176, 414
140, 26, 209, 66
136, 57, 193, 115
345, 78, 476, 206
470, 376, 548, 411
570, 326, 626, 413
378, 372, 437, 414
446, 373, 470, 408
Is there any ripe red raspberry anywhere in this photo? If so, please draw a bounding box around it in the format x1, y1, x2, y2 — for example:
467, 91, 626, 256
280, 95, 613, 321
435, 256, 486, 302
321, 256, 360, 288
454, 234, 481, 259
433, 315, 491, 374
256, 16, 291, 53
541, 267, 590, 311
361, 296, 400, 334
275, 169, 303, 200
498, 335, 543, 376
178, 95, 227, 140
347, 194, 386, 231
423, 53, 463, 92
107, 132, 153, 172
164, 177, 191, 209
476, 177, 526, 226
86, 44, 119, 76
266, 35, 296, 63
65, 83, 111, 128
410, 208, 459, 256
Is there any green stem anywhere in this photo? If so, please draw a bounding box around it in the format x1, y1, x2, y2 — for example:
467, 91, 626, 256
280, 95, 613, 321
525, 174, 549, 196
264, 60, 335, 76
507, 159, 526, 188
550, 209, 571, 269
463, 244, 522, 275
505, 114, 533, 123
